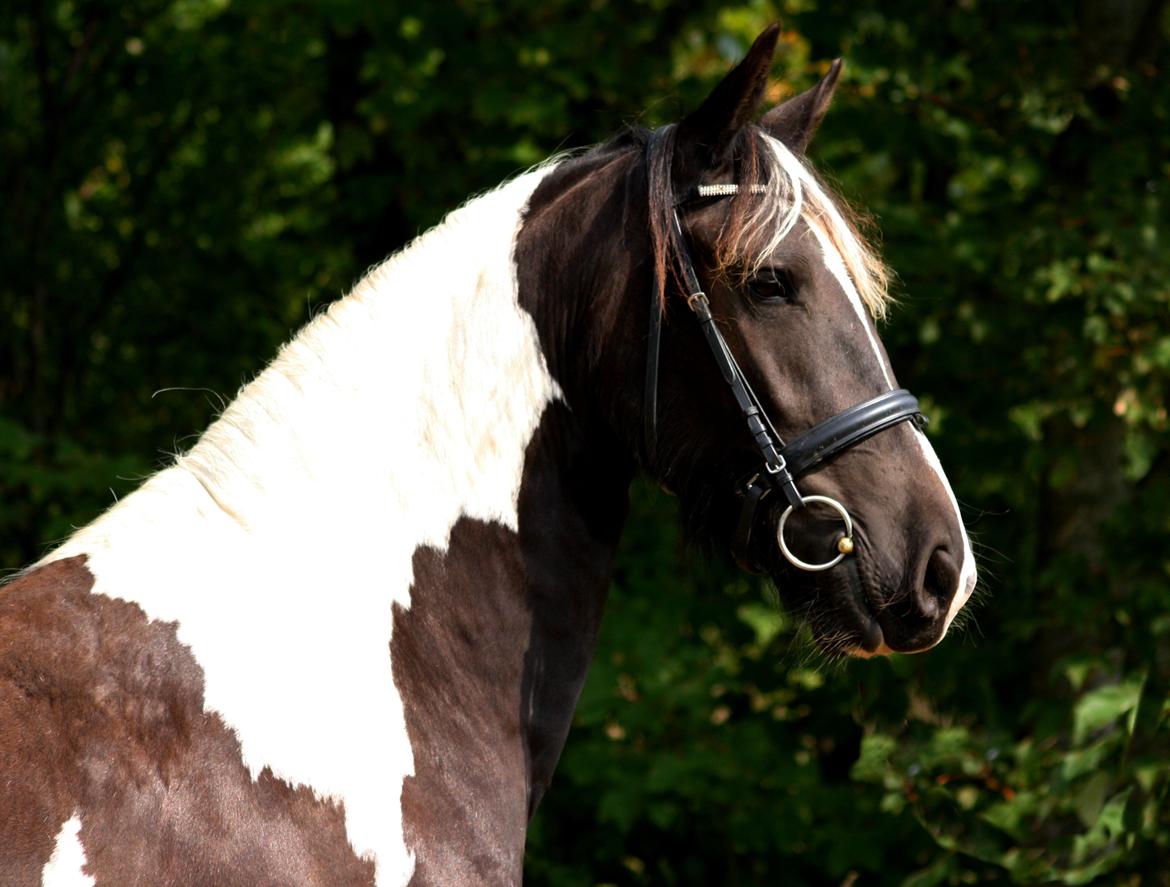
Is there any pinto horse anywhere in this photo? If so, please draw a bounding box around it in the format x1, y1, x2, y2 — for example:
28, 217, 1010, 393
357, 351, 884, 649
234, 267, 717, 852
2, 26, 976, 887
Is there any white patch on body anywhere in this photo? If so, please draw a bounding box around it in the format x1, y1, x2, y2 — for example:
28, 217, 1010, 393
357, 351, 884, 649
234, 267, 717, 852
41, 815, 94, 887
769, 138, 977, 639
41, 169, 561, 886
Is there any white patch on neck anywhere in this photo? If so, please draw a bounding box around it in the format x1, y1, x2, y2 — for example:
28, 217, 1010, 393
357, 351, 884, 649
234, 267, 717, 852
41, 168, 561, 885
797, 177, 977, 636
41, 815, 94, 887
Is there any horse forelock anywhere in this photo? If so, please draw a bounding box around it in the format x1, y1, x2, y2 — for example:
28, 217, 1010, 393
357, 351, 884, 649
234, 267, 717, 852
637, 125, 892, 321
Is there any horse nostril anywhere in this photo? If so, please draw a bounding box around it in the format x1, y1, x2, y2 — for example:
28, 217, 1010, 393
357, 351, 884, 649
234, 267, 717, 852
920, 546, 958, 619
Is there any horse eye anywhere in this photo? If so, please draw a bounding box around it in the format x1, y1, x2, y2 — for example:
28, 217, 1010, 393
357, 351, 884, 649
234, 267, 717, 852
747, 268, 798, 304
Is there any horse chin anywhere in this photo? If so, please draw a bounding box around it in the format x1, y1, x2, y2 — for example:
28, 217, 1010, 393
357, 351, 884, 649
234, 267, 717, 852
772, 554, 890, 659
849, 642, 895, 659
832, 558, 887, 656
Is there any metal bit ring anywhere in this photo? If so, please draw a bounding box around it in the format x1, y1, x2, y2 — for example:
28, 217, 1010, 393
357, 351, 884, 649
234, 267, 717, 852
776, 495, 854, 572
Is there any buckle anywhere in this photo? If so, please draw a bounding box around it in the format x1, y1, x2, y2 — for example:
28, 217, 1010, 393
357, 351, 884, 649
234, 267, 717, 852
685, 291, 709, 311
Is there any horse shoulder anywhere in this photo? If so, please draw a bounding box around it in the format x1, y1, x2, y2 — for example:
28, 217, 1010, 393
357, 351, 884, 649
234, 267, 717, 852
0, 556, 379, 887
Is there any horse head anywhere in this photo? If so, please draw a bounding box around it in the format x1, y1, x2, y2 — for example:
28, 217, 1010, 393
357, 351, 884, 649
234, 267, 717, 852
521, 26, 976, 658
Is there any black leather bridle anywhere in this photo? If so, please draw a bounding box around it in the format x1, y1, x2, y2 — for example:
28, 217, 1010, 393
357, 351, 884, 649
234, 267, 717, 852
644, 137, 926, 573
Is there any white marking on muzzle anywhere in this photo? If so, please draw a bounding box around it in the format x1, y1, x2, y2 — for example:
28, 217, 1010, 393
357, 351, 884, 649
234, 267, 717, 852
912, 428, 977, 637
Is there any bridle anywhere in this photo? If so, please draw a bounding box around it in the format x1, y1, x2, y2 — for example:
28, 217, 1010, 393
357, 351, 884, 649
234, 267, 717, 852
643, 130, 926, 573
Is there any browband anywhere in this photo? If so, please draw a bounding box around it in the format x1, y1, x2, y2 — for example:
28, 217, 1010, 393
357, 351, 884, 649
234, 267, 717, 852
688, 183, 770, 200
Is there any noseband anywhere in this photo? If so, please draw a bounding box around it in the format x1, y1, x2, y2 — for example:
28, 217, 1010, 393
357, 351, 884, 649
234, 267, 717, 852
643, 133, 926, 573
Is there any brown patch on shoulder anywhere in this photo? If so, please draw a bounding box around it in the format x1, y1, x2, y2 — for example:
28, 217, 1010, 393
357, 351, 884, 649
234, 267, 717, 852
395, 520, 531, 886
393, 404, 630, 885
0, 556, 376, 886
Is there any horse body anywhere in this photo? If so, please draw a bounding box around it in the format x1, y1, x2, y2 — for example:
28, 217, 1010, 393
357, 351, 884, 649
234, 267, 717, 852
3, 26, 976, 887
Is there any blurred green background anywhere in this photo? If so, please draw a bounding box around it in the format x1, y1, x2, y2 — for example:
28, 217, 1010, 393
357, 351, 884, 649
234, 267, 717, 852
2, 0, 1168, 883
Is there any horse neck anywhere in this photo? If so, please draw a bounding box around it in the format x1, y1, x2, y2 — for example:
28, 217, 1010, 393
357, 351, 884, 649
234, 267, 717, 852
394, 407, 632, 879
513, 409, 632, 812
49, 168, 564, 583
41, 161, 636, 882
395, 151, 643, 875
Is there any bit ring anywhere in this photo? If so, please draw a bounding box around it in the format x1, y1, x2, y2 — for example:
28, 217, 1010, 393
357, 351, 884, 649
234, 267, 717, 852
777, 495, 854, 572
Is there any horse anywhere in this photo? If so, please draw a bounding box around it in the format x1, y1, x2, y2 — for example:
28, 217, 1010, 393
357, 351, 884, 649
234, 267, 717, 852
1, 25, 976, 887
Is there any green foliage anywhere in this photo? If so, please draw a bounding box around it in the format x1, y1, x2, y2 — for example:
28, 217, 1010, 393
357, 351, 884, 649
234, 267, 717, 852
851, 666, 1168, 884
2, 0, 1169, 884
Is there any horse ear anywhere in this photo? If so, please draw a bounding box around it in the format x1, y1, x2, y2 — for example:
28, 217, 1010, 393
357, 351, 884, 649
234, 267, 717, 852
673, 24, 781, 187
759, 59, 843, 154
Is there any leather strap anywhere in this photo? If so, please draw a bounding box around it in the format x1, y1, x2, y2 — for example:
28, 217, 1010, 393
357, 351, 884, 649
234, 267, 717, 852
644, 257, 663, 454
731, 476, 769, 574
666, 208, 803, 508
730, 391, 924, 572
780, 389, 925, 478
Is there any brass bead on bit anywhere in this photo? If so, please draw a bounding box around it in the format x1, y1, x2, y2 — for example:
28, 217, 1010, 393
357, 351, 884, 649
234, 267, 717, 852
837, 536, 855, 555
